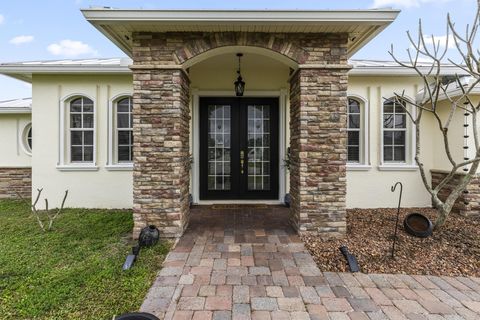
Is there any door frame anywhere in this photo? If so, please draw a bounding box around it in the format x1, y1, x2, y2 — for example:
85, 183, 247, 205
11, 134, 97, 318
191, 89, 288, 204
199, 97, 279, 200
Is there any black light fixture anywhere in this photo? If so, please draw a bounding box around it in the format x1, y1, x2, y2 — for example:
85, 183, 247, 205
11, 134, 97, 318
234, 53, 245, 97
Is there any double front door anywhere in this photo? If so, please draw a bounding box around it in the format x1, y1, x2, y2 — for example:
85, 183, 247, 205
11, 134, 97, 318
199, 97, 279, 200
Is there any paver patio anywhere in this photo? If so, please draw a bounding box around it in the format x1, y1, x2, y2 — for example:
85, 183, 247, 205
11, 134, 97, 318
140, 206, 480, 320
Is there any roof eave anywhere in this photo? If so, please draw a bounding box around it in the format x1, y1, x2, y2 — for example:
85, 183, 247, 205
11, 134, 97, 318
0, 107, 31, 114
0, 65, 132, 83
81, 8, 401, 22
81, 9, 400, 58
349, 66, 469, 76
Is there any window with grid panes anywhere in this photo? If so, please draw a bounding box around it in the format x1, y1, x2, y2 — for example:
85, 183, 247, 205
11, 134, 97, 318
69, 97, 94, 162
347, 98, 361, 163
116, 97, 133, 163
383, 98, 406, 162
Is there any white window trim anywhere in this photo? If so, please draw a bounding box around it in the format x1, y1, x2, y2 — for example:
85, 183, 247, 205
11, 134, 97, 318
57, 93, 98, 171
379, 94, 417, 170
346, 94, 370, 171
21, 122, 32, 156
105, 163, 134, 171
106, 93, 134, 171
347, 164, 372, 171
378, 164, 418, 171
57, 164, 99, 172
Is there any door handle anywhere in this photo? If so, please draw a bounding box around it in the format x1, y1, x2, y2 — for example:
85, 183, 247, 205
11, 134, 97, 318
240, 150, 245, 174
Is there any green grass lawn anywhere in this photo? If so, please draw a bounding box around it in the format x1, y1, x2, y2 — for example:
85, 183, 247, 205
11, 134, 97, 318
0, 200, 170, 320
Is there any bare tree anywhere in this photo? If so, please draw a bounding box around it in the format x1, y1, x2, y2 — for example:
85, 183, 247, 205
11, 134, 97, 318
389, 0, 480, 229
17, 188, 69, 231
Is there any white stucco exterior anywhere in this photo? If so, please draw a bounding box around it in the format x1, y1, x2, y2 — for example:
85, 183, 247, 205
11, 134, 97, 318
0, 59, 463, 208
0, 113, 32, 167
31, 74, 133, 208
0, 57, 473, 210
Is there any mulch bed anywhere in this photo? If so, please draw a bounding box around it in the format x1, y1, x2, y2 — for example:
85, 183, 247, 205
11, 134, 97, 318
302, 208, 480, 277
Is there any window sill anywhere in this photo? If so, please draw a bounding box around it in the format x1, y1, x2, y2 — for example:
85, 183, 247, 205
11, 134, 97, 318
378, 164, 418, 171
105, 164, 133, 171
56, 164, 99, 172
347, 164, 372, 171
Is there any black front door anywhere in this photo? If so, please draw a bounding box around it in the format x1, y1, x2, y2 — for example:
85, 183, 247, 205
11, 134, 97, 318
200, 97, 279, 200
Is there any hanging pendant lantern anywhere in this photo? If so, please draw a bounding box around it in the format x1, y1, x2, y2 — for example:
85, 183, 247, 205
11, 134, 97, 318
234, 53, 245, 97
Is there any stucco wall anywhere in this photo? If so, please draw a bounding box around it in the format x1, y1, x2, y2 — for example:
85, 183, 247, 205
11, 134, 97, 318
0, 113, 32, 167
432, 99, 476, 172
346, 76, 433, 208
31, 74, 133, 209
26, 70, 471, 210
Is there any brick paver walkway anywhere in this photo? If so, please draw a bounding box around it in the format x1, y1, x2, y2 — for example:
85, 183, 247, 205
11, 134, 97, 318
140, 206, 480, 320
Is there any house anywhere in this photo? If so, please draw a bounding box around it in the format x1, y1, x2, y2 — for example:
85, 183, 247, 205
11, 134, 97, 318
0, 8, 477, 238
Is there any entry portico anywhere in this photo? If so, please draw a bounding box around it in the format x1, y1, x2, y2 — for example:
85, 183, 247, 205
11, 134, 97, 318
83, 9, 399, 238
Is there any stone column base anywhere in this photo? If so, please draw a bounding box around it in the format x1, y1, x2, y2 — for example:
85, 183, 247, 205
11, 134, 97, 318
0, 167, 31, 199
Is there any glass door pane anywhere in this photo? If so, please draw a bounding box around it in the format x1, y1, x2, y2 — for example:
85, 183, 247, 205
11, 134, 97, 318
247, 105, 271, 191
207, 105, 231, 190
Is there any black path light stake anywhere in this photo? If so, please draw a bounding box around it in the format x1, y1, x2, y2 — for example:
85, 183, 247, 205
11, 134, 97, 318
390, 182, 403, 259
123, 225, 160, 271
339, 246, 360, 272
115, 312, 160, 320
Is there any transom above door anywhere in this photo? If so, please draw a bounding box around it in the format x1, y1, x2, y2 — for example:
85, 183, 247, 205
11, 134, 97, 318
199, 97, 279, 200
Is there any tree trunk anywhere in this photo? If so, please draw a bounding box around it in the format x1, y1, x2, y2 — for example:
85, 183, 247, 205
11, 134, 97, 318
434, 207, 449, 230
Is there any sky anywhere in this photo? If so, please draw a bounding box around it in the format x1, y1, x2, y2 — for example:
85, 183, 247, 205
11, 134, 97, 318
0, 0, 476, 100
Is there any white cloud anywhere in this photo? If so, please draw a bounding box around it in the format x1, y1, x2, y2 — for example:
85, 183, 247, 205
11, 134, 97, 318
0, 14, 4, 25
372, 0, 453, 8
47, 40, 98, 57
423, 35, 455, 49
10, 35, 34, 45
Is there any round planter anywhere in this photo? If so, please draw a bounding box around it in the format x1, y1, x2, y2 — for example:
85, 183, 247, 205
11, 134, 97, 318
403, 213, 433, 238
115, 312, 160, 320
138, 225, 160, 247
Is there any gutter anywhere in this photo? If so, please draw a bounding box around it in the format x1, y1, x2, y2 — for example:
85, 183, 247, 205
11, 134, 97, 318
0, 65, 131, 83
81, 8, 401, 23
349, 66, 469, 77
0, 107, 31, 114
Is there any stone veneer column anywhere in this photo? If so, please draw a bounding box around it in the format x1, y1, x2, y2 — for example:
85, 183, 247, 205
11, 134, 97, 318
289, 67, 349, 237
131, 66, 191, 238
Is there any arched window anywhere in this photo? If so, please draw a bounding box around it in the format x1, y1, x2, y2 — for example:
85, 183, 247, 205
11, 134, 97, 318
69, 97, 94, 163
347, 98, 361, 163
383, 98, 407, 162
115, 97, 133, 163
